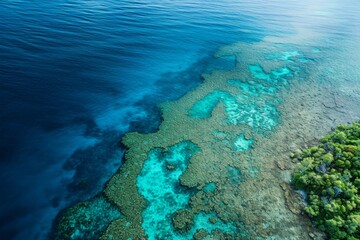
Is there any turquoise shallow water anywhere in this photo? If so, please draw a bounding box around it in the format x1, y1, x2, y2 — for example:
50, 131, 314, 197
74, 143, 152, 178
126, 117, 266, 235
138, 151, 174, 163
1, 0, 360, 239
137, 142, 240, 239
137, 141, 200, 239
189, 67, 289, 130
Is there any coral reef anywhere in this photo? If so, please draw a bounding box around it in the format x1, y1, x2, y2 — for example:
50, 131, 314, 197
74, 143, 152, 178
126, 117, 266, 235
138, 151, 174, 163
54, 34, 360, 239
98, 40, 321, 239
292, 123, 360, 239
53, 195, 121, 240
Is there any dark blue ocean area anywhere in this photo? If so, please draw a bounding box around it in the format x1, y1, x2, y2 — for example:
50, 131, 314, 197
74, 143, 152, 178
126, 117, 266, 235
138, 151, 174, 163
1, 0, 360, 239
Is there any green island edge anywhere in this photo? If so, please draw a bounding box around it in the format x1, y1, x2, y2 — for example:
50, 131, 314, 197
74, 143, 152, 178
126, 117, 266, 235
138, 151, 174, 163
292, 122, 360, 239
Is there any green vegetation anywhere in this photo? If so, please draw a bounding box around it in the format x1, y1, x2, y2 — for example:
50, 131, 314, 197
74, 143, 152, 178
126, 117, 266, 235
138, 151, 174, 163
292, 123, 360, 239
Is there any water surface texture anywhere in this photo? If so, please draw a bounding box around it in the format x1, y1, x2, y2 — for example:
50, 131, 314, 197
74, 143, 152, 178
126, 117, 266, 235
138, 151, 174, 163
1, 0, 360, 239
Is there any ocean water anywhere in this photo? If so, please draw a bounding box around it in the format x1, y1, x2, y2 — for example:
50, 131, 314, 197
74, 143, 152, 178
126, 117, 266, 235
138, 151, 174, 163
1, 0, 360, 239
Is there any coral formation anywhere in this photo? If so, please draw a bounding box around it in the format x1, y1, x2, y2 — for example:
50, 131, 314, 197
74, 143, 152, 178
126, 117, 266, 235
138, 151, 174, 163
54, 34, 360, 240
53, 195, 121, 240
292, 123, 360, 239
98, 40, 318, 239
136, 141, 237, 239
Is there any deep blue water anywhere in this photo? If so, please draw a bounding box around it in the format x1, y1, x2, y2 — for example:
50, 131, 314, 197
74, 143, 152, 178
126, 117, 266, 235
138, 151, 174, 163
0, 0, 360, 239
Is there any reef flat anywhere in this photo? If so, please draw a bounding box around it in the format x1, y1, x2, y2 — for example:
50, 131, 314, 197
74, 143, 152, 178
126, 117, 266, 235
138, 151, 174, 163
55, 33, 360, 239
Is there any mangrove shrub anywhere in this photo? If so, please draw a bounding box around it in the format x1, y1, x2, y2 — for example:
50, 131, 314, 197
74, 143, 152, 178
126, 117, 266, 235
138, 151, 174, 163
292, 123, 360, 239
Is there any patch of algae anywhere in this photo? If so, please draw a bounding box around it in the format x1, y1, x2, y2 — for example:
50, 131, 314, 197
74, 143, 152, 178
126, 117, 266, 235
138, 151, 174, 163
56, 35, 360, 239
